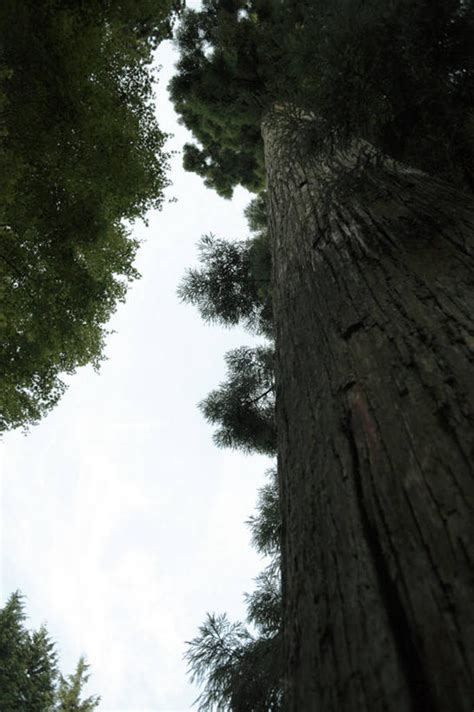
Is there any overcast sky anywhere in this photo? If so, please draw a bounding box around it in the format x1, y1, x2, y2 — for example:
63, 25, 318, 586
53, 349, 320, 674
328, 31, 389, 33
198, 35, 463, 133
0, 36, 272, 711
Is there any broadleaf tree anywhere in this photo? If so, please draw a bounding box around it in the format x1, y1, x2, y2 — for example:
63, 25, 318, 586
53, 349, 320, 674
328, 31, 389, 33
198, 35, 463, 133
173, 2, 474, 710
0, 0, 181, 432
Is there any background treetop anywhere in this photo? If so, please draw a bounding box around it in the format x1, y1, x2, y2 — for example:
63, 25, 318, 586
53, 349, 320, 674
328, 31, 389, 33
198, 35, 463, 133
0, 591, 100, 711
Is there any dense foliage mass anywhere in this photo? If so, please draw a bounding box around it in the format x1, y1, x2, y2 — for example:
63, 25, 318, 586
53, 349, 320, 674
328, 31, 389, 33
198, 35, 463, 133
0, 592, 100, 711
170, 0, 474, 197
0, 0, 180, 432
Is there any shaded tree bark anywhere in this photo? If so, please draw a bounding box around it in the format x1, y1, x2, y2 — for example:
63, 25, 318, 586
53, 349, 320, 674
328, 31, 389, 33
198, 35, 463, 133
262, 113, 474, 712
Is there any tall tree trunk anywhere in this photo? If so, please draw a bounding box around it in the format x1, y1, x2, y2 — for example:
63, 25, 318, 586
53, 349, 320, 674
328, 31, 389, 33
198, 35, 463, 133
262, 113, 474, 712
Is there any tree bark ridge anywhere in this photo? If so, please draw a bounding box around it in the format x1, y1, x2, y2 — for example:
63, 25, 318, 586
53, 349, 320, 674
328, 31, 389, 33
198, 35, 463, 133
262, 112, 474, 711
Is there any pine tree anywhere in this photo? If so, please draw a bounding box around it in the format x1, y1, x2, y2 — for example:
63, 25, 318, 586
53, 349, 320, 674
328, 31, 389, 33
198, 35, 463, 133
0, 591, 32, 711
56, 657, 100, 711
24, 626, 58, 712
173, 2, 474, 710
0, 593, 100, 710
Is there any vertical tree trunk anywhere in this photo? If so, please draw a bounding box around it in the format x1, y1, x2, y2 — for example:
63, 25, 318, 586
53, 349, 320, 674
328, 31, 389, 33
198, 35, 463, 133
262, 113, 474, 712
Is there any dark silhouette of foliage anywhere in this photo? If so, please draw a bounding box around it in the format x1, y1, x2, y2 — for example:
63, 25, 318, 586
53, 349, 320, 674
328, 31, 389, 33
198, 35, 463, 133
244, 192, 268, 234
178, 234, 266, 331
200, 345, 276, 455
186, 470, 283, 711
0, 592, 57, 712
180, 191, 274, 454
182, 191, 281, 705
247, 467, 280, 558
244, 561, 281, 641
178, 194, 272, 337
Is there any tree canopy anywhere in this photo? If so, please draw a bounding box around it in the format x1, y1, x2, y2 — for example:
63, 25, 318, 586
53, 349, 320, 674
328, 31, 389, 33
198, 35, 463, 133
0, 592, 99, 711
170, 0, 474, 196
0, 0, 180, 432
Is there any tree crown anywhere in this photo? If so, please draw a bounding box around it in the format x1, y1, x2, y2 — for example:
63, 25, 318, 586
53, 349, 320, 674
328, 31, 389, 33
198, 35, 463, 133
171, 0, 474, 196
0, 0, 180, 431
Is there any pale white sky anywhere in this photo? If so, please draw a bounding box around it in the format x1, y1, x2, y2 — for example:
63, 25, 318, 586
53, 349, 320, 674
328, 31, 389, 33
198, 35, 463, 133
0, 38, 272, 711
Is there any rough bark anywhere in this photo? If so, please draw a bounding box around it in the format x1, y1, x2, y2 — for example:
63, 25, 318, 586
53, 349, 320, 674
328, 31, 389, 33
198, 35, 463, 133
262, 112, 474, 712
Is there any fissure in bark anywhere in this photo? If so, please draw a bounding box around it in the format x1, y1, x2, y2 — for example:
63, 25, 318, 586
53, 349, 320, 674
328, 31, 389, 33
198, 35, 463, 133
262, 111, 474, 712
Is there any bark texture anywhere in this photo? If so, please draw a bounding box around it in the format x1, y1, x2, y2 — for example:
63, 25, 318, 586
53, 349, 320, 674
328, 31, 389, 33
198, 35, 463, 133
262, 112, 474, 712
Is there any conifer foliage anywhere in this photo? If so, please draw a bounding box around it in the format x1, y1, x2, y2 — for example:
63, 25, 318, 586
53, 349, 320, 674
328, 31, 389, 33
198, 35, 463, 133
170, 0, 474, 196
0, 592, 100, 711
186, 470, 283, 712
200, 345, 275, 455
179, 194, 274, 455
178, 192, 272, 336
181, 198, 281, 707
